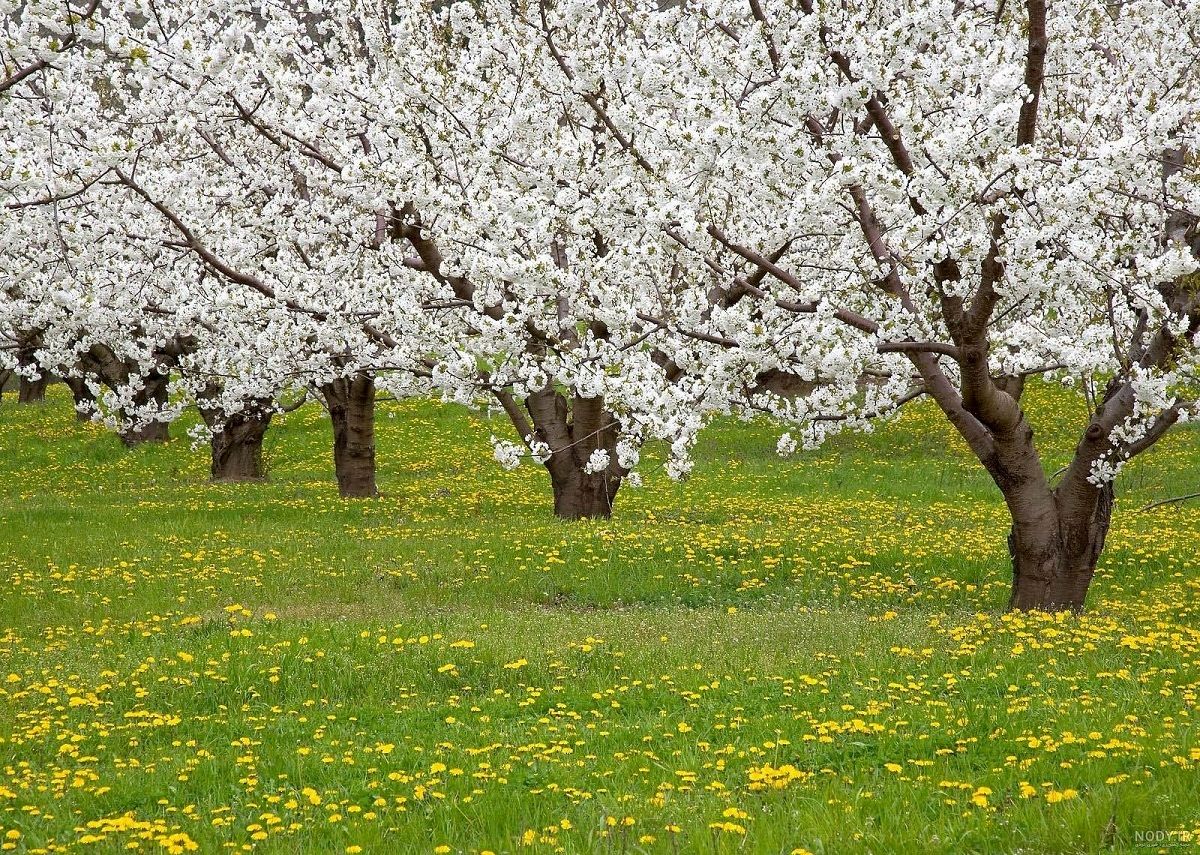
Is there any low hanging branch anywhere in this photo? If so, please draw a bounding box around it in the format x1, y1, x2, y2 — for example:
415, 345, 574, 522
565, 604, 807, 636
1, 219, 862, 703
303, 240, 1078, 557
1140, 492, 1200, 512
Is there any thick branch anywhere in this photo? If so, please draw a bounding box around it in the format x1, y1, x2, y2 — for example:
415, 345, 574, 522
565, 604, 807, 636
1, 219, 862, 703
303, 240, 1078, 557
116, 170, 296, 306
1123, 401, 1195, 459
877, 341, 961, 359
705, 225, 878, 333
907, 352, 998, 463
493, 388, 535, 447
747, 0, 782, 73
1016, 0, 1048, 146
396, 208, 505, 323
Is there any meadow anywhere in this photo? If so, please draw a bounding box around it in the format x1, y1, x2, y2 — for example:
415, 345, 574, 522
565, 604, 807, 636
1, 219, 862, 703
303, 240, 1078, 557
0, 383, 1198, 854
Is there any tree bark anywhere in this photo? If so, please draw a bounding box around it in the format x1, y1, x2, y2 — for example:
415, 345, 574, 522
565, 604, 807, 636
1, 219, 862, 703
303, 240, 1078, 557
512, 387, 627, 520
15, 336, 47, 403
63, 377, 95, 421
323, 373, 377, 498
1006, 483, 1114, 612
17, 373, 48, 403
197, 385, 274, 482
118, 369, 170, 446
911, 342, 1120, 613
548, 465, 621, 520
209, 412, 272, 482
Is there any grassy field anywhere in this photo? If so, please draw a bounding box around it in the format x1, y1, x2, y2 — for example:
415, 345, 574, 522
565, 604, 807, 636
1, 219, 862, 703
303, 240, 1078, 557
1, 383, 1198, 854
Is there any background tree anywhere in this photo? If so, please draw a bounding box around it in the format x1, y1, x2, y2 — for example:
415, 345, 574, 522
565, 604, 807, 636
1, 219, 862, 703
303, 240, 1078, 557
3, 0, 703, 515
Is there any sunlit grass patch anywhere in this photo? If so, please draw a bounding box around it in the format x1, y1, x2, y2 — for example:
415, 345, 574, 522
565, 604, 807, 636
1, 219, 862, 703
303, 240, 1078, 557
0, 384, 1198, 853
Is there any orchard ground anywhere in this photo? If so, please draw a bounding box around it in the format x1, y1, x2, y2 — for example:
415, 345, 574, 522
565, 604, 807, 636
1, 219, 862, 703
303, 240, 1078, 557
1, 384, 1198, 855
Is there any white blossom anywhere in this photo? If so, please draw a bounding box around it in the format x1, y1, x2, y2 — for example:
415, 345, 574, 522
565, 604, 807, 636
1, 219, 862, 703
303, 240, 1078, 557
584, 448, 611, 475
776, 433, 798, 458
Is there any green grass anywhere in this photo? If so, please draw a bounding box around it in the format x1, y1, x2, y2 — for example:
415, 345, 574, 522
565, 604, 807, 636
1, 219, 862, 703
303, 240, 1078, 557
0, 382, 1198, 854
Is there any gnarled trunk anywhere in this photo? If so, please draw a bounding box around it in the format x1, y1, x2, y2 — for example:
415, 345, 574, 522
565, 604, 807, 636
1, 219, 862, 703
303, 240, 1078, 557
515, 388, 627, 520
120, 419, 169, 446
17, 374, 48, 403
197, 386, 274, 482
1007, 484, 1114, 612
63, 377, 95, 421
323, 373, 377, 498
921, 342, 1119, 614
209, 412, 272, 482
118, 370, 170, 446
548, 464, 622, 520
15, 338, 47, 403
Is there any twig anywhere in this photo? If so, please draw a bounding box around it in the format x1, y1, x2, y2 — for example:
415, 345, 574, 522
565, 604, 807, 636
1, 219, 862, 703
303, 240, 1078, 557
1140, 492, 1200, 512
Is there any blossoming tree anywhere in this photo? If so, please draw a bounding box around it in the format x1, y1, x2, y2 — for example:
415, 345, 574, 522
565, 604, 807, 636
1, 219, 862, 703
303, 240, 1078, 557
524, 0, 1200, 609
1, 0, 111, 403
3, 0, 707, 514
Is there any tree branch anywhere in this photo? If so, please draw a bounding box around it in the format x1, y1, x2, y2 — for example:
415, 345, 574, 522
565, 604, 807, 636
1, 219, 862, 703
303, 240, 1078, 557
877, 341, 961, 359
1016, 0, 1048, 146
747, 0, 782, 73
0, 0, 100, 94
491, 387, 535, 447
705, 225, 879, 333
1141, 492, 1200, 512
1123, 401, 1195, 460
537, 0, 655, 174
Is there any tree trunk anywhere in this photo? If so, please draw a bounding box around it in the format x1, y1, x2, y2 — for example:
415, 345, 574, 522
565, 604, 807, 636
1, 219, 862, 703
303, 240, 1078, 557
120, 419, 169, 446
514, 387, 628, 521
548, 466, 621, 520
17, 374, 48, 403
63, 377, 95, 421
1007, 484, 1114, 612
118, 370, 170, 446
15, 338, 47, 403
323, 373, 377, 498
210, 412, 271, 482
